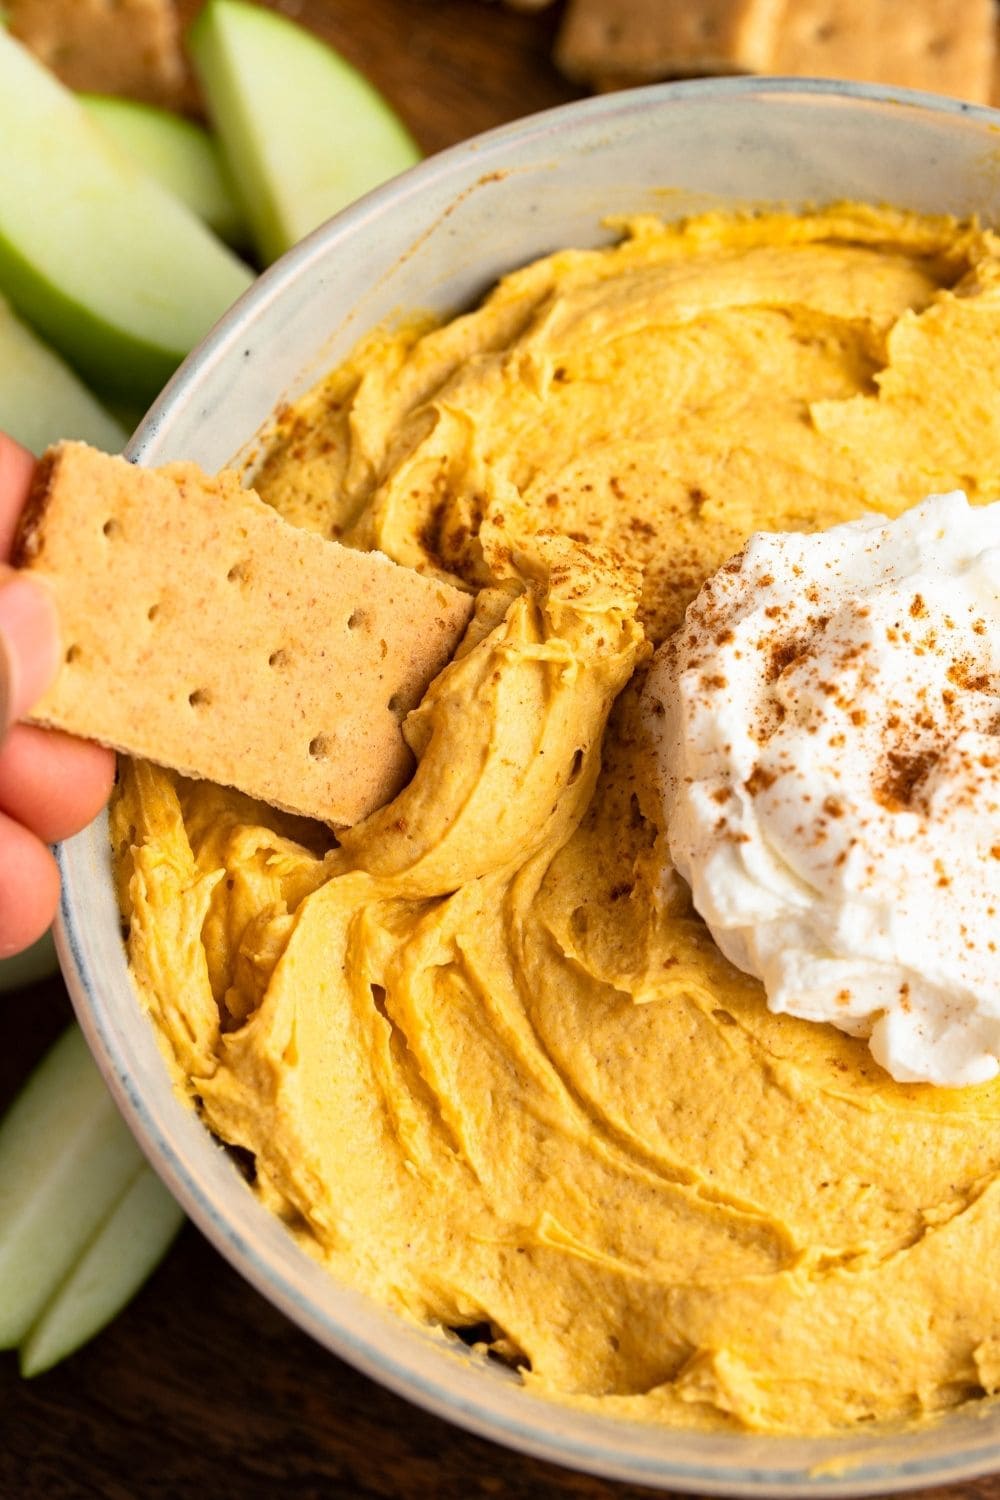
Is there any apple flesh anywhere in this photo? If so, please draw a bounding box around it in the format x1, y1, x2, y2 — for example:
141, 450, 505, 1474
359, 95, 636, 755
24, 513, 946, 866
19, 1163, 184, 1377
189, 0, 421, 266
0, 27, 253, 403
0, 295, 126, 453
0, 1026, 148, 1347
81, 94, 248, 248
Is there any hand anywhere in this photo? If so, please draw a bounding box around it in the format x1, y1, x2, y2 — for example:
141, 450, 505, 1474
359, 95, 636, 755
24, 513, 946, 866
0, 434, 115, 958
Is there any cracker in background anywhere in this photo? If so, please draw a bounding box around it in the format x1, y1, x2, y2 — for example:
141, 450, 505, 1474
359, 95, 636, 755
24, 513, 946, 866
15, 443, 475, 828
7, 0, 191, 109
555, 0, 783, 83
768, 0, 995, 104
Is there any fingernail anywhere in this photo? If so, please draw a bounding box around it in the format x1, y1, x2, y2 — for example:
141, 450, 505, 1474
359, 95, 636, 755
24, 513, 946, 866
0, 575, 60, 729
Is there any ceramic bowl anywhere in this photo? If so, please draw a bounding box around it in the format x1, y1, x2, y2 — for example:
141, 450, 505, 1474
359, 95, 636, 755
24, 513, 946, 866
58, 77, 1000, 1496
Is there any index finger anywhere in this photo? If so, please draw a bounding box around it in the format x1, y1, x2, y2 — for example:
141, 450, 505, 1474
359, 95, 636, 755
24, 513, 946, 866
0, 433, 36, 562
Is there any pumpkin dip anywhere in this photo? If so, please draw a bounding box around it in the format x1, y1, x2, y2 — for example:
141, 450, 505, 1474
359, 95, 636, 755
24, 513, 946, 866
112, 203, 1000, 1434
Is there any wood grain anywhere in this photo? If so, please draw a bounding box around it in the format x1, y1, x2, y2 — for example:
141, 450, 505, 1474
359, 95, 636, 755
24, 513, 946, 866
0, 3, 998, 1496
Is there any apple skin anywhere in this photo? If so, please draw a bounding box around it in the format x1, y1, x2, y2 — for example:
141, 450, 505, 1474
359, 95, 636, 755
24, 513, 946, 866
0, 27, 253, 404
189, 0, 421, 266
0, 928, 59, 993
0, 1026, 147, 1348
0, 296, 126, 454
81, 94, 249, 248
19, 1163, 184, 1378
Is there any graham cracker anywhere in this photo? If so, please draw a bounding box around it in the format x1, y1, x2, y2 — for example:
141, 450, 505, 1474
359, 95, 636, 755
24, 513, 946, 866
15, 443, 474, 828
555, 0, 782, 83
7, 0, 192, 109
768, 0, 996, 104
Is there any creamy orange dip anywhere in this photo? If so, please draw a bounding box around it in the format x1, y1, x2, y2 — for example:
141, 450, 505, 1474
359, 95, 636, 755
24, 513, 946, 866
113, 203, 1000, 1434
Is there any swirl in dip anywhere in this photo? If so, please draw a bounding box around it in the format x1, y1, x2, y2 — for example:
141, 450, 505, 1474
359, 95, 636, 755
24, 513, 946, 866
114, 204, 1000, 1434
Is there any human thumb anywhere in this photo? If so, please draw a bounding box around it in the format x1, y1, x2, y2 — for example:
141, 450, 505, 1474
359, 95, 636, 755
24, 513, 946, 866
0, 567, 60, 733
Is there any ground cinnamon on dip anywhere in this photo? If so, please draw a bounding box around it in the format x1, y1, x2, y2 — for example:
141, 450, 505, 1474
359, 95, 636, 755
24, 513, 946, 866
113, 204, 1000, 1434
644, 493, 1000, 1085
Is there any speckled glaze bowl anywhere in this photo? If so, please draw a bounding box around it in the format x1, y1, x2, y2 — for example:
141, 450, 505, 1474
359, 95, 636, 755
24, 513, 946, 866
58, 78, 1000, 1496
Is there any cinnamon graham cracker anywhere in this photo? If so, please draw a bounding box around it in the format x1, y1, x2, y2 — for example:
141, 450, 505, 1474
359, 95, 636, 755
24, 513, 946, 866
556, 0, 782, 83
554, 0, 995, 101
768, 0, 995, 104
7, 0, 193, 109
15, 443, 474, 827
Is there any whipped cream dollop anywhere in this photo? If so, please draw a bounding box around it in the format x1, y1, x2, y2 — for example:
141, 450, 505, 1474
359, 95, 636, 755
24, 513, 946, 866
643, 493, 1000, 1087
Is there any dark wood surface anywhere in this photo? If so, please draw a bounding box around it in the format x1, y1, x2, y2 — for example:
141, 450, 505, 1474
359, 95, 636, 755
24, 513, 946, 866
1, 3, 999, 1496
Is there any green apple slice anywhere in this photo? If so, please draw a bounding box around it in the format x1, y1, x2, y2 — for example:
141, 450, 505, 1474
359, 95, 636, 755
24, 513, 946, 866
19, 1162, 183, 1377
0, 27, 253, 403
0, 295, 126, 453
80, 94, 248, 248
0, 928, 58, 993
0, 1026, 146, 1347
189, 0, 421, 266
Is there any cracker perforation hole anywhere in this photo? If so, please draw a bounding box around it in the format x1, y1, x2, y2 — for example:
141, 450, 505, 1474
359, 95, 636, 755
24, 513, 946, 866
268, 648, 290, 669
147, 603, 160, 622
347, 609, 370, 632
102, 518, 121, 538
227, 560, 250, 584
567, 748, 585, 783
65, 643, 81, 665
188, 688, 211, 708
309, 734, 333, 760
387, 692, 407, 717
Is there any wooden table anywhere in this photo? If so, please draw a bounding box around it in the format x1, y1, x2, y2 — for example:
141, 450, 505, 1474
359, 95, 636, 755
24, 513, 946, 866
1, 3, 999, 1496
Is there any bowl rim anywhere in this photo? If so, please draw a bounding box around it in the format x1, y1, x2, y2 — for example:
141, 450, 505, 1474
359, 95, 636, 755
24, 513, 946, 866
59, 72, 1000, 1497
